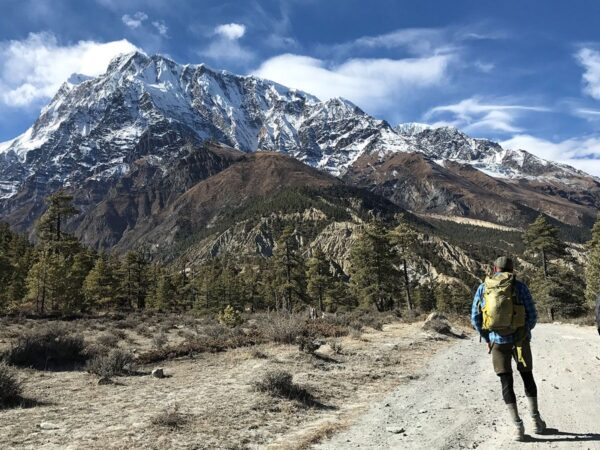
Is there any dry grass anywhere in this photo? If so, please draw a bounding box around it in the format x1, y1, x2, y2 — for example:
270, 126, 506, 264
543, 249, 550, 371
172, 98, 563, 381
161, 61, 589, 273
150, 405, 189, 429
0, 313, 465, 449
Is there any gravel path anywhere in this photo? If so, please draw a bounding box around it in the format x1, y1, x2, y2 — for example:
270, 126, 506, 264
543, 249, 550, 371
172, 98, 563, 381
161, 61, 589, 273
316, 323, 600, 449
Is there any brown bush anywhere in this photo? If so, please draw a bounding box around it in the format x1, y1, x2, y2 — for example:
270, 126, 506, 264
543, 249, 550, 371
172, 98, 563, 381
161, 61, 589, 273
0, 362, 22, 408
3, 324, 87, 370
86, 349, 135, 377
260, 314, 307, 344
254, 370, 316, 405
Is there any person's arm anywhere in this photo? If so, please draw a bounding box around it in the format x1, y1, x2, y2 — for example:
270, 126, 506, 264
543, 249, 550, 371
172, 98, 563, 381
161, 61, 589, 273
471, 284, 489, 342
519, 282, 537, 331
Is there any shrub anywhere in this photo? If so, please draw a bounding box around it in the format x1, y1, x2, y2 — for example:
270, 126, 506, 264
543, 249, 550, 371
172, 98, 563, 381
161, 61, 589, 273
4, 324, 87, 370
254, 370, 316, 405
305, 319, 348, 338
152, 332, 168, 350
422, 312, 452, 335
97, 332, 120, 348
261, 314, 306, 344
86, 349, 135, 378
218, 305, 244, 327
150, 405, 188, 429
0, 362, 22, 408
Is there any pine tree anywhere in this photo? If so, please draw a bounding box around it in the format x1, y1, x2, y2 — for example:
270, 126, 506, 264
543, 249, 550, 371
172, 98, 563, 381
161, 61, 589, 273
391, 216, 418, 311
121, 251, 150, 310
36, 191, 79, 254
585, 214, 600, 306
349, 219, 401, 312
148, 270, 175, 311
523, 215, 566, 278
306, 246, 332, 312
26, 192, 85, 313
414, 283, 436, 312
83, 253, 117, 309
273, 226, 306, 311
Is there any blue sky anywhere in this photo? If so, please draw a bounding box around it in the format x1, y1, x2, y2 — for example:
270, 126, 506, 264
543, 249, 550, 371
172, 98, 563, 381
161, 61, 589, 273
3, 0, 600, 173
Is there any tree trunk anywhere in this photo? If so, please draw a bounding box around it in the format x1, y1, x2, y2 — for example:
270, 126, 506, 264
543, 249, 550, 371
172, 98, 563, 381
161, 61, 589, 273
403, 258, 413, 311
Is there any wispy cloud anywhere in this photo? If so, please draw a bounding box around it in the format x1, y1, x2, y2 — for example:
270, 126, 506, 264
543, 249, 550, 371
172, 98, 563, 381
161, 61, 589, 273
425, 97, 550, 134
501, 133, 600, 176
152, 20, 168, 37
324, 24, 504, 59
0, 32, 137, 108
122, 11, 148, 29
575, 47, 600, 100
253, 53, 452, 113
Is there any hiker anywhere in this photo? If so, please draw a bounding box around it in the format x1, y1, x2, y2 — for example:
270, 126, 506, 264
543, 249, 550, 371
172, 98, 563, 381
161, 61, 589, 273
471, 256, 546, 441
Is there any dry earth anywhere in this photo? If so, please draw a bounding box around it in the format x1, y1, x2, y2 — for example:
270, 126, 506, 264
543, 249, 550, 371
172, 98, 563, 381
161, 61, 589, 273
316, 323, 600, 450
0, 318, 460, 449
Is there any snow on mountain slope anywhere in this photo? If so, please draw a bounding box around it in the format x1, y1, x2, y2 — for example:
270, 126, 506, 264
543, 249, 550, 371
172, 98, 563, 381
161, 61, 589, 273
0, 50, 596, 205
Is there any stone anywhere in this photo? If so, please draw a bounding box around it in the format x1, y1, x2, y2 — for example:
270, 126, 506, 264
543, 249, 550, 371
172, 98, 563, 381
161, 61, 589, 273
386, 426, 405, 434
38, 422, 60, 430
152, 368, 165, 379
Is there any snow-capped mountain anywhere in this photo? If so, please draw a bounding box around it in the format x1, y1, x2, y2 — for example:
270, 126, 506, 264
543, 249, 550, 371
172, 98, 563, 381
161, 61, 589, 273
0, 51, 411, 200
1, 51, 599, 247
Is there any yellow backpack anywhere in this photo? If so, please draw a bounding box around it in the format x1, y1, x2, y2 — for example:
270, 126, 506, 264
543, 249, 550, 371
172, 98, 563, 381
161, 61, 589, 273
481, 272, 526, 335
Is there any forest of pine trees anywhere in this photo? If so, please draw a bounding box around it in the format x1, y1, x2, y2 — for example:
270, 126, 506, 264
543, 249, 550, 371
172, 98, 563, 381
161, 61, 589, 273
0, 192, 596, 320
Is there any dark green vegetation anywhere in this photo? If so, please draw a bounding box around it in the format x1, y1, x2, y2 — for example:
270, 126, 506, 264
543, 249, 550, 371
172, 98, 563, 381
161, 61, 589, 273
0, 362, 22, 408
0, 189, 595, 322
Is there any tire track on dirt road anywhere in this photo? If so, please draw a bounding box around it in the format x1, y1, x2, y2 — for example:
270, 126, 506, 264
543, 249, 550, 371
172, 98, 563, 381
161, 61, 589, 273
316, 323, 600, 449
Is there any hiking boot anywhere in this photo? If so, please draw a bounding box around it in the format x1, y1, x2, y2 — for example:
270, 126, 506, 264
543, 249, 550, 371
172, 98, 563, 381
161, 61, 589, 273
513, 420, 525, 442
532, 413, 546, 434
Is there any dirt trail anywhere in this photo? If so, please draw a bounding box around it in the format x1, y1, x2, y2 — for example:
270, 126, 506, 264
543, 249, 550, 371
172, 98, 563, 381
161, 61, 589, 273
316, 323, 600, 449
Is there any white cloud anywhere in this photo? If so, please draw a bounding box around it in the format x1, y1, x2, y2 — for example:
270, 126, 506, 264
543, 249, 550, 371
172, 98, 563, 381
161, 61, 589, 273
122, 11, 148, 29
252, 53, 452, 112
152, 20, 168, 37
425, 97, 549, 134
500, 134, 600, 176
214, 23, 246, 40
575, 48, 600, 100
0, 32, 138, 107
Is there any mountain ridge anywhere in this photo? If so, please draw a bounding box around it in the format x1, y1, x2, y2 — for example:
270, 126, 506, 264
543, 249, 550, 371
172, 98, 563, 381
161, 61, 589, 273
0, 51, 598, 250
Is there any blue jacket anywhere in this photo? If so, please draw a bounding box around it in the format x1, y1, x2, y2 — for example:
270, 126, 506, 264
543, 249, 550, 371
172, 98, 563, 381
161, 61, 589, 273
471, 273, 537, 344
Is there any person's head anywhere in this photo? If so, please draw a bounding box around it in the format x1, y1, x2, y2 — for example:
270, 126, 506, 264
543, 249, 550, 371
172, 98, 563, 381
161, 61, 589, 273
493, 256, 514, 273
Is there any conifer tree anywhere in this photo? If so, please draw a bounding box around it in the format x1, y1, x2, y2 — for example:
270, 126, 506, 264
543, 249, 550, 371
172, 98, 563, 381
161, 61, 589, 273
523, 215, 565, 278
306, 246, 332, 312
122, 251, 150, 310
391, 216, 418, 311
349, 218, 401, 311
83, 253, 116, 309
273, 226, 306, 311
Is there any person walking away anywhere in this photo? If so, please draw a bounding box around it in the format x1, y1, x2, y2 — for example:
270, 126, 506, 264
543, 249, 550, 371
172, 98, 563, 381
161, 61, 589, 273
471, 256, 546, 441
